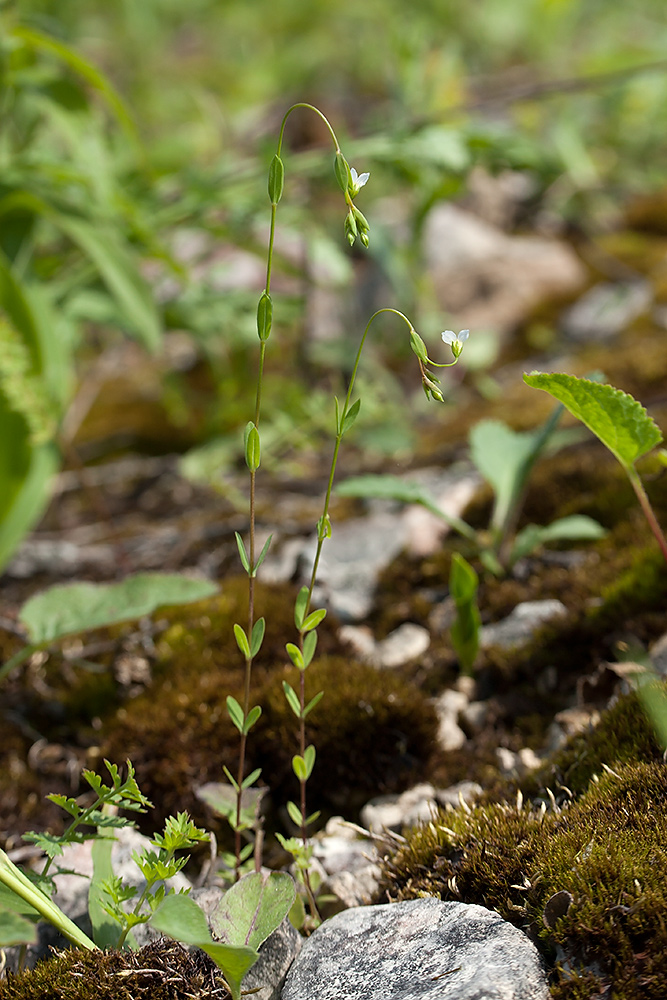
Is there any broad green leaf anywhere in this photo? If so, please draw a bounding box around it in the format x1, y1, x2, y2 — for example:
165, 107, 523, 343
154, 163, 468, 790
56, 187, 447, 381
511, 515, 606, 564
0, 906, 37, 947
19, 573, 218, 644
89, 833, 122, 949
523, 372, 663, 470
150, 892, 260, 1000
335, 475, 476, 540
292, 755, 307, 781
286, 801, 303, 827
195, 782, 261, 830
469, 420, 540, 535
211, 871, 296, 952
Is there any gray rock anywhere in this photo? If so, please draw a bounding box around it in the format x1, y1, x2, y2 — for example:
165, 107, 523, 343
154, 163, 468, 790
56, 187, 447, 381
281, 897, 550, 1000
372, 623, 431, 669
243, 917, 302, 1000
480, 600, 567, 651
360, 781, 481, 834
432, 688, 469, 752
561, 280, 652, 341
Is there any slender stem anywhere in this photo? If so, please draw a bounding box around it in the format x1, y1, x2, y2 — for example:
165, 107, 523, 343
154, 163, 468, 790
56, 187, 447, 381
232, 103, 345, 879
628, 466, 667, 564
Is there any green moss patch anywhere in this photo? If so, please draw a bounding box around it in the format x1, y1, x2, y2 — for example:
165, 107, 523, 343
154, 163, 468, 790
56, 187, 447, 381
380, 688, 667, 999
0, 939, 227, 1000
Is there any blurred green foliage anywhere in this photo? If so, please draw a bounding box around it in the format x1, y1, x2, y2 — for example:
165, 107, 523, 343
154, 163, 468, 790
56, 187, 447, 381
1, 0, 667, 562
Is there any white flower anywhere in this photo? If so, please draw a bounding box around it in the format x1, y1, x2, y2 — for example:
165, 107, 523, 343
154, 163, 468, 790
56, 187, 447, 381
441, 329, 469, 358
350, 166, 370, 197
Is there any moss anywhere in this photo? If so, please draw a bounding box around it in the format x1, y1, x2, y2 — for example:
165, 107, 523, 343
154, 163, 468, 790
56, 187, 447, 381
379, 687, 667, 1000
98, 580, 437, 833
254, 655, 439, 816
0, 939, 227, 999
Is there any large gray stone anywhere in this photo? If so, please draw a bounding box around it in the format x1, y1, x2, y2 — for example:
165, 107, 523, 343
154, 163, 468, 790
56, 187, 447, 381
281, 897, 550, 1000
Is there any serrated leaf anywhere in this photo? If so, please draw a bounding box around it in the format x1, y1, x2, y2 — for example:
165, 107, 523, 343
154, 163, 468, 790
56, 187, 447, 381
19, 573, 217, 644
523, 372, 662, 470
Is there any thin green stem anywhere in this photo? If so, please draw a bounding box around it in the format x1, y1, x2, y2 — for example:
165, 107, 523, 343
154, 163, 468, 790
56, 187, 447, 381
232, 103, 346, 879
628, 466, 667, 564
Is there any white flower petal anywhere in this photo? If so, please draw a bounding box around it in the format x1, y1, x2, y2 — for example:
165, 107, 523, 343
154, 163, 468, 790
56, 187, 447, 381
441, 331, 456, 344
356, 171, 370, 188
458, 329, 470, 342
350, 167, 359, 184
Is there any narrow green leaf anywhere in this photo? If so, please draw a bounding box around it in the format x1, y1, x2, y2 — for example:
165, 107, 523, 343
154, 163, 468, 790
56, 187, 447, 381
89, 833, 119, 949
250, 618, 266, 658
294, 586, 309, 630
449, 553, 478, 605
523, 372, 663, 470
19, 573, 218, 644
334, 396, 341, 435
222, 766, 240, 793
409, 328, 428, 363
226, 696, 244, 734
335, 475, 476, 540
303, 690, 324, 717
341, 399, 361, 435
286, 643, 304, 670
243, 705, 262, 735
241, 768, 262, 790
233, 624, 251, 660
287, 801, 303, 827
511, 515, 606, 564
235, 532, 251, 574
268, 156, 285, 205
302, 608, 326, 633
303, 744, 316, 780
302, 630, 317, 668
334, 152, 351, 194
304, 810, 321, 827
282, 681, 301, 718
252, 534, 273, 576
257, 291, 273, 343
292, 755, 307, 781
244, 423, 261, 472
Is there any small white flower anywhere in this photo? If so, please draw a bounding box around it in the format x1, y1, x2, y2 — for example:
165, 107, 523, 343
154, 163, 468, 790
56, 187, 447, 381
350, 166, 370, 197
441, 329, 469, 358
